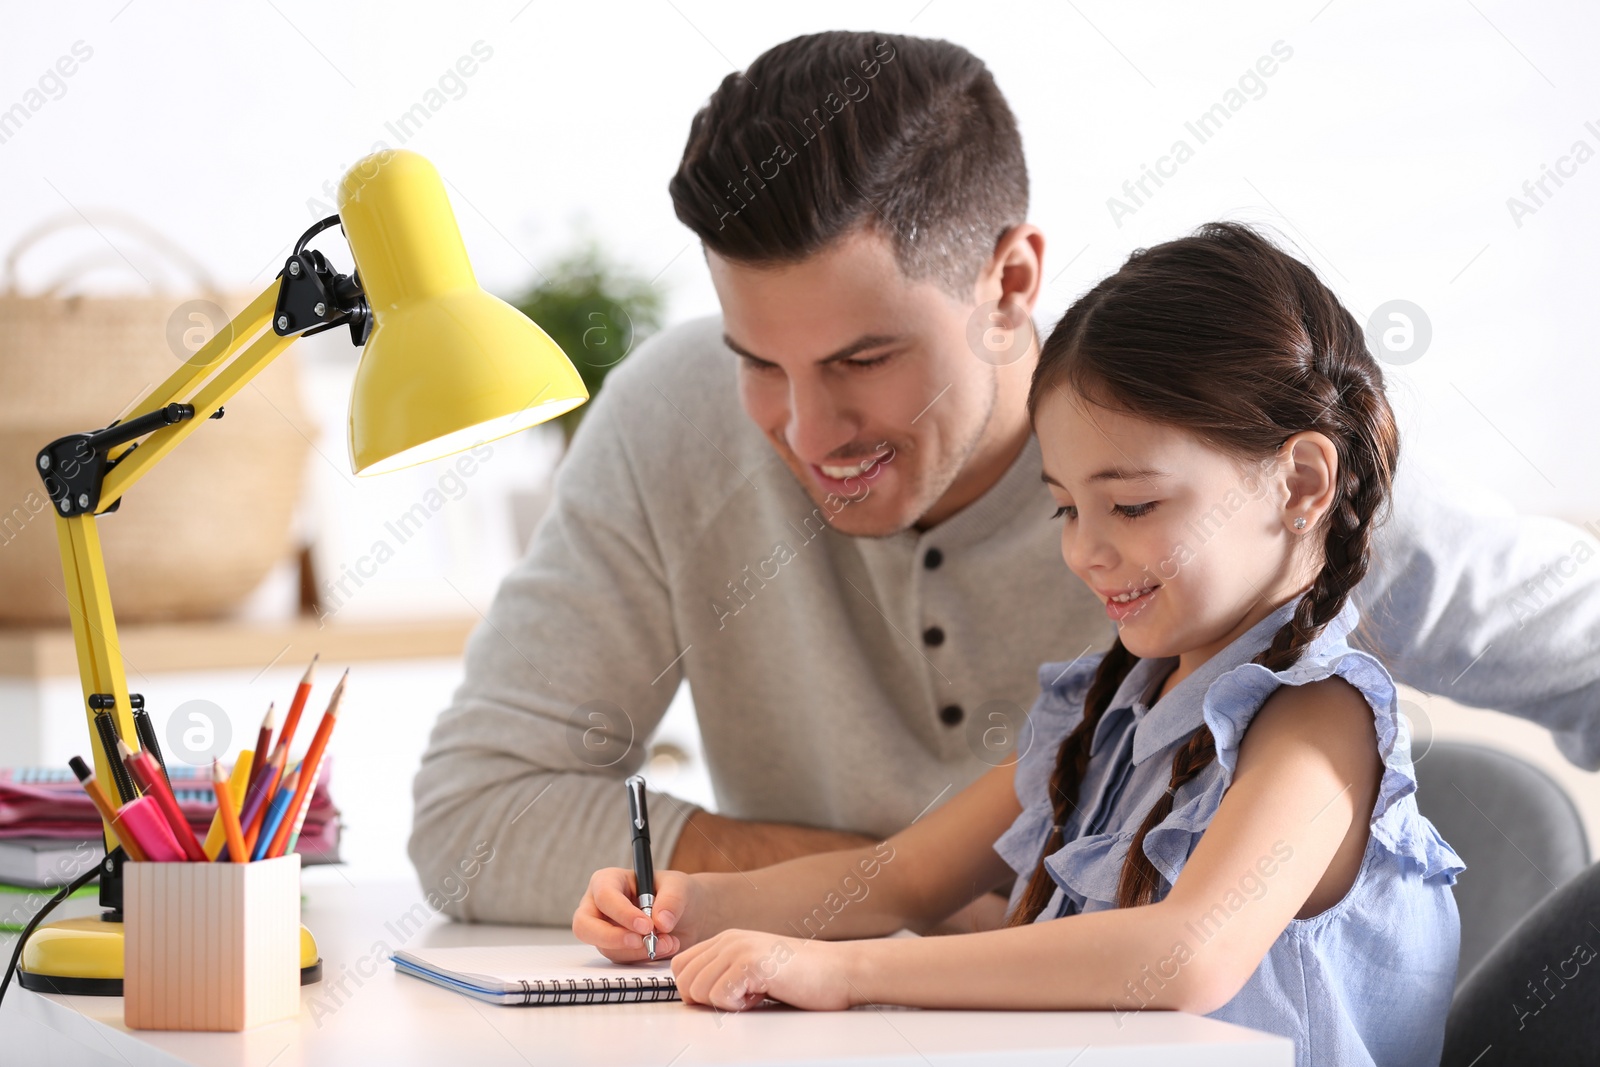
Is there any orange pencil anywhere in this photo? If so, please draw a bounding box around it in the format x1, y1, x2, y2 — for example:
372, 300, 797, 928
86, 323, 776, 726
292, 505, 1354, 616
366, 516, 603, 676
271, 654, 318, 763
211, 759, 248, 863
68, 755, 147, 862
265, 669, 346, 859
202, 752, 253, 861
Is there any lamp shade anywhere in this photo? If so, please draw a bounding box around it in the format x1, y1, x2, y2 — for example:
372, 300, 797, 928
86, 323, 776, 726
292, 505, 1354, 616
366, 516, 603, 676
337, 150, 588, 475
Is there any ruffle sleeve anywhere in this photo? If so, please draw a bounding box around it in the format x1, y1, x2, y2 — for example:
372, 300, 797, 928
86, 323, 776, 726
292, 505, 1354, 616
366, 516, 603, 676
1195, 646, 1465, 886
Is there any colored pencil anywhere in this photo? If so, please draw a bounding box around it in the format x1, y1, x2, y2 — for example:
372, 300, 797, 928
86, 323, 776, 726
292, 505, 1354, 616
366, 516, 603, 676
201, 752, 253, 861
284, 792, 313, 855
68, 755, 147, 862
244, 703, 276, 796
283, 759, 323, 856
239, 747, 286, 856
211, 759, 249, 863
252, 768, 300, 861
271, 655, 318, 764
265, 669, 345, 859
116, 796, 185, 862
118, 739, 206, 862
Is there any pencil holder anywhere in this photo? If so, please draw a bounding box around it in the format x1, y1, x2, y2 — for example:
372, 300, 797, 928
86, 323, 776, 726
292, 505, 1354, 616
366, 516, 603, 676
124, 854, 301, 1031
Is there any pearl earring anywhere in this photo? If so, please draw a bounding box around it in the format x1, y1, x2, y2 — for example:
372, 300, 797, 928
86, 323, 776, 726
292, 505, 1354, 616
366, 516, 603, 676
1293, 517, 1307, 530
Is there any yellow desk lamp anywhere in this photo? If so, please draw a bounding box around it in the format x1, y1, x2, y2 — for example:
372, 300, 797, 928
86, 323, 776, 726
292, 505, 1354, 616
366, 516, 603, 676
16, 150, 587, 994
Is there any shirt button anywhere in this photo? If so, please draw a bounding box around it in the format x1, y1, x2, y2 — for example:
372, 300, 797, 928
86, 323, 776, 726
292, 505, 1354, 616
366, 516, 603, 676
939, 704, 964, 726
923, 626, 945, 647
923, 547, 943, 570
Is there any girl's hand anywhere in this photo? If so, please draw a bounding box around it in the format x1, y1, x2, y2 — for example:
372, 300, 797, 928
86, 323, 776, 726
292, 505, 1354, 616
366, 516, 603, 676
572, 867, 704, 961
671, 930, 861, 1012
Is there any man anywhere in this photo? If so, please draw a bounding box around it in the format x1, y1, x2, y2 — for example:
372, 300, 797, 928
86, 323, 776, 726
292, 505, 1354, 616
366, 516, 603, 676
410, 31, 1600, 925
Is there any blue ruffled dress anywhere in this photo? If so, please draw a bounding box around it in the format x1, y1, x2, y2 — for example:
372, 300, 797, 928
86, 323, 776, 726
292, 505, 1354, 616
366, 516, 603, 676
993, 595, 1465, 1067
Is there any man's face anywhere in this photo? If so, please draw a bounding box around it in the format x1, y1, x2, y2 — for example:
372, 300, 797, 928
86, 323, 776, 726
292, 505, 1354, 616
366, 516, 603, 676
711, 227, 1007, 537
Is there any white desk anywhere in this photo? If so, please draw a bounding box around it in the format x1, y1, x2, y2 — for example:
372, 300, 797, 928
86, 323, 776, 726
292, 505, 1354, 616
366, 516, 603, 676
6, 871, 1294, 1066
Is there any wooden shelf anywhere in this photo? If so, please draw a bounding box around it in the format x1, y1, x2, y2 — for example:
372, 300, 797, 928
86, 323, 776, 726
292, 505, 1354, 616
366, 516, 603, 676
0, 616, 478, 679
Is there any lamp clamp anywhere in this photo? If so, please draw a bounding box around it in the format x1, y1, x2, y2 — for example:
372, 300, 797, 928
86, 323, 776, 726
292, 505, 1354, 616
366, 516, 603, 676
272, 215, 371, 347
36, 403, 198, 517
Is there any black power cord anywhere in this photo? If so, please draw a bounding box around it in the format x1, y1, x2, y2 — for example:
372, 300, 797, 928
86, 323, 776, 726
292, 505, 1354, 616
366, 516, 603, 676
0, 862, 102, 1008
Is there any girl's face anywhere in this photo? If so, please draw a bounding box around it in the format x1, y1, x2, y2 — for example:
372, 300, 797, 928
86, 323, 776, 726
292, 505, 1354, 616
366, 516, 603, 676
1034, 385, 1318, 668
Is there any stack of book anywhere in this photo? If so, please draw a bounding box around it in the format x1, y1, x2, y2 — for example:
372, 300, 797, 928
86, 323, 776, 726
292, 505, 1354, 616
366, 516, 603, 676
0, 760, 340, 930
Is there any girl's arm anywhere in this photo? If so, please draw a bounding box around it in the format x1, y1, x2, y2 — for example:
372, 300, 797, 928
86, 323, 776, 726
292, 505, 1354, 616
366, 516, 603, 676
672, 675, 1383, 1014
574, 760, 1023, 956
704, 759, 1024, 939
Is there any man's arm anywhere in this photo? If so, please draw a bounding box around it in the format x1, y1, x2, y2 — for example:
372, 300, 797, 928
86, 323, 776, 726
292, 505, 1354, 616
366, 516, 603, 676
1354, 458, 1600, 768
408, 377, 706, 925
670, 810, 880, 873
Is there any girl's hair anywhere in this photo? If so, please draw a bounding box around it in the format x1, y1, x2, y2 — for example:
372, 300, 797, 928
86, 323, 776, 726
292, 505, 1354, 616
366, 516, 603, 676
1006, 222, 1399, 925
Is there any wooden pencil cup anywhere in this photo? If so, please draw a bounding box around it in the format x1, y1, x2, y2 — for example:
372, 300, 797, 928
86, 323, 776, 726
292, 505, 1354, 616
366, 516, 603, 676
124, 854, 301, 1031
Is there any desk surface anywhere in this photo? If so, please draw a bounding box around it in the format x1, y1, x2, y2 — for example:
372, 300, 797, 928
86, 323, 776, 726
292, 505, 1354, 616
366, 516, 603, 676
9, 872, 1294, 1067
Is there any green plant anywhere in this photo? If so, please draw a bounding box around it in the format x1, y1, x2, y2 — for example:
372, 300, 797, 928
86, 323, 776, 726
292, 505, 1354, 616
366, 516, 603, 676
508, 241, 667, 441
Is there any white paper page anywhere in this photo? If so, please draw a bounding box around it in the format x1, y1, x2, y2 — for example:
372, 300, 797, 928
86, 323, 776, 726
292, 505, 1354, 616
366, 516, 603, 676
394, 944, 674, 990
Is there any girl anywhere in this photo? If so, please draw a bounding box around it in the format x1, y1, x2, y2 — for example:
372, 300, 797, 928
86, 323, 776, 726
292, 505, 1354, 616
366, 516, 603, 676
573, 222, 1464, 1066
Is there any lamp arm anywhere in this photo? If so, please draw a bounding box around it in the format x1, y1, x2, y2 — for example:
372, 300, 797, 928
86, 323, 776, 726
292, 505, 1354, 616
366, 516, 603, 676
55, 218, 369, 515
36, 402, 209, 520
34, 225, 367, 908
36, 277, 287, 901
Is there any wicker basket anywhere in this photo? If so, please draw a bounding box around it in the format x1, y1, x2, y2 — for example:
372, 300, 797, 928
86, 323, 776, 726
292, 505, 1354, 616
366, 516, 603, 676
0, 215, 312, 623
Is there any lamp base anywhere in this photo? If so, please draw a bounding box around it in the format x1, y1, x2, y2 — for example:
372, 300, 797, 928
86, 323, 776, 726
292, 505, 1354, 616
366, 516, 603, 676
15, 914, 322, 995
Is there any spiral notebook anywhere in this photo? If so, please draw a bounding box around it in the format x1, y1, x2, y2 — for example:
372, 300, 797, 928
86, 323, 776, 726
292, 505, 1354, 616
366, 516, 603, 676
391, 944, 678, 1006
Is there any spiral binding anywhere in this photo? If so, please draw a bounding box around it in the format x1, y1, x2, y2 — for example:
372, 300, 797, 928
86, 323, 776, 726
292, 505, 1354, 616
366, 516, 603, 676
513, 975, 678, 1006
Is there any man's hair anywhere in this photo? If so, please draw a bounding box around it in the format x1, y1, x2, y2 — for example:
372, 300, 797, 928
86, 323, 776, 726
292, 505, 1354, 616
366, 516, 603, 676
668, 31, 1028, 296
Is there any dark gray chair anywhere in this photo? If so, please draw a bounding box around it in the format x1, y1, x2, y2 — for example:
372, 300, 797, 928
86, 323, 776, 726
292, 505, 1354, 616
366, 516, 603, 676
1441, 858, 1600, 1066
1412, 740, 1590, 981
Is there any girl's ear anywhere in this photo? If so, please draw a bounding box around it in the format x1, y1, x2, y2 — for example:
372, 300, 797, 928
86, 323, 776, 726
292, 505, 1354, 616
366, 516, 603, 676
1280, 430, 1339, 532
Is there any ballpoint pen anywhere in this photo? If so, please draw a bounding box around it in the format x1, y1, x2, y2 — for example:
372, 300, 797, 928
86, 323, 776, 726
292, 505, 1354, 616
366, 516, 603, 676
625, 774, 657, 960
